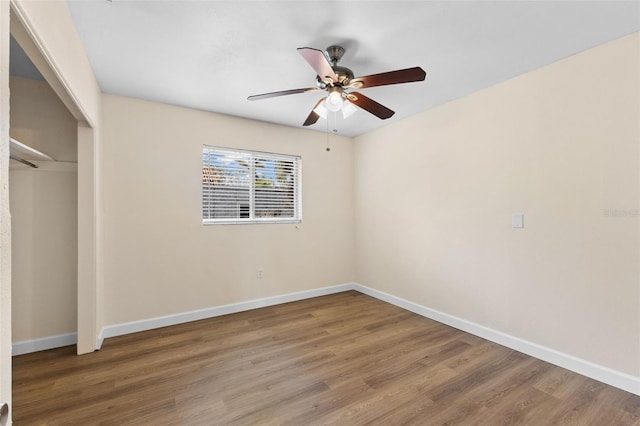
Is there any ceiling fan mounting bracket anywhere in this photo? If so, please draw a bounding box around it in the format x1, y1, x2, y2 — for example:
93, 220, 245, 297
325, 45, 345, 65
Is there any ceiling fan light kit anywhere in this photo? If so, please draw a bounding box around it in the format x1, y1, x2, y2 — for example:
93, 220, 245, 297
313, 98, 357, 120
325, 86, 344, 112
248, 45, 426, 127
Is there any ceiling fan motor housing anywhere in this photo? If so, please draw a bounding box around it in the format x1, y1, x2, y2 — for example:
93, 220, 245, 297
315, 65, 353, 88
326, 46, 352, 86
332, 65, 354, 86
316, 46, 354, 88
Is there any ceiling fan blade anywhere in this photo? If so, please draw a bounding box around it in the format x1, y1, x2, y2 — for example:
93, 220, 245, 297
302, 98, 326, 126
248, 87, 320, 101
349, 67, 426, 89
297, 47, 338, 84
347, 92, 395, 120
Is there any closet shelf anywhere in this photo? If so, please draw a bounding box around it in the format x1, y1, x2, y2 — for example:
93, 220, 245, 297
10, 138, 55, 168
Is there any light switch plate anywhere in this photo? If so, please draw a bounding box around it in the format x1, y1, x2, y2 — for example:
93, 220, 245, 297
512, 213, 524, 228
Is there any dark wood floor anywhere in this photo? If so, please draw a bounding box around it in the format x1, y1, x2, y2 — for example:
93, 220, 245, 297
12, 291, 640, 425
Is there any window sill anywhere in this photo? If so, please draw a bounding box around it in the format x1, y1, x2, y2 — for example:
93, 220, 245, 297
203, 219, 302, 225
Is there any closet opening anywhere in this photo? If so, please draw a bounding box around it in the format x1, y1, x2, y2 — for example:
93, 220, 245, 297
9, 35, 79, 355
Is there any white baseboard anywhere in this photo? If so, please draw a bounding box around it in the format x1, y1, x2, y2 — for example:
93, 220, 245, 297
12, 332, 77, 356
97, 328, 105, 351
353, 283, 640, 396
100, 282, 357, 340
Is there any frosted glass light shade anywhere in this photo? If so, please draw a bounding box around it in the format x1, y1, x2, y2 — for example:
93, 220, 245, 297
325, 91, 344, 112
313, 102, 328, 119
341, 100, 357, 118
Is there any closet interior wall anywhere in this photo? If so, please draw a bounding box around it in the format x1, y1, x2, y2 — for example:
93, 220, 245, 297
9, 75, 78, 346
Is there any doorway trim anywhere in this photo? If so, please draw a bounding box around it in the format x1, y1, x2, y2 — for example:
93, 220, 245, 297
9, 1, 100, 355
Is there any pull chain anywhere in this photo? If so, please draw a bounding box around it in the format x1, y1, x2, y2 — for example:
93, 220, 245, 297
325, 111, 330, 152
325, 111, 339, 152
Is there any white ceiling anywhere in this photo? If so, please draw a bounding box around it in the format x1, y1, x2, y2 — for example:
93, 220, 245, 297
66, 1, 640, 137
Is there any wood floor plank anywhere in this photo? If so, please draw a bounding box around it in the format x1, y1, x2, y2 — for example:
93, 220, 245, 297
12, 291, 640, 425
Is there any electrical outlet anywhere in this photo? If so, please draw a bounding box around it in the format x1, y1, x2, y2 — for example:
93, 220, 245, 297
257, 268, 263, 279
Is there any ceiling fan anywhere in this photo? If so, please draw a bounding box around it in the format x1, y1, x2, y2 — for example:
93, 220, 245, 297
247, 45, 426, 127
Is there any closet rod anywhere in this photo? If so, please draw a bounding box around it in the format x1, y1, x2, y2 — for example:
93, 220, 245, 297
10, 154, 38, 168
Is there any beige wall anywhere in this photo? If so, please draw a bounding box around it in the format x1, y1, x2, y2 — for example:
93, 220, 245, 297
9, 76, 78, 342
354, 33, 640, 376
10, 163, 77, 342
100, 95, 354, 325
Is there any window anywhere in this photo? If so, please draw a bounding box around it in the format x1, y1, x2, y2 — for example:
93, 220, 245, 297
202, 146, 302, 224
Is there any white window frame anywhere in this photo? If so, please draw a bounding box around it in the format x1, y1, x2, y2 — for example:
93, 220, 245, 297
202, 145, 302, 225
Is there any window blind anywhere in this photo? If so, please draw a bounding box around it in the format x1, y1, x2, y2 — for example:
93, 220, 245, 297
202, 146, 302, 224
